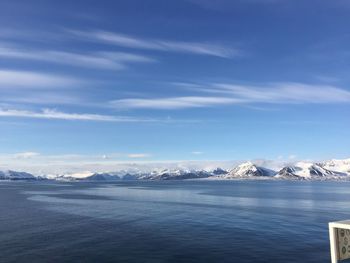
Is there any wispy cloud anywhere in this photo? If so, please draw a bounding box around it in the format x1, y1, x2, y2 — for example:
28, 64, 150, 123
1, 93, 83, 105
0, 45, 155, 70
288, 154, 297, 160
191, 151, 204, 155
110, 96, 239, 110
68, 30, 240, 58
127, 153, 152, 158
0, 108, 153, 122
209, 82, 350, 103
0, 70, 81, 88
109, 82, 350, 110
0, 153, 238, 175
13, 152, 40, 159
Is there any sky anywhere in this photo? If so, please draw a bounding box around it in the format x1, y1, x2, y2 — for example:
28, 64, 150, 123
0, 0, 349, 173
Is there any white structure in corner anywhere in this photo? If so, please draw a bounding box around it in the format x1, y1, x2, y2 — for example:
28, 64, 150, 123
329, 220, 350, 263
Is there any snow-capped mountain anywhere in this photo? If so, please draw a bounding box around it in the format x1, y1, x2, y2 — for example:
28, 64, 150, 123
275, 166, 300, 178
140, 169, 212, 180
59, 171, 138, 181
3, 157, 350, 181
122, 173, 140, 180
0, 170, 36, 180
60, 171, 95, 180
318, 159, 350, 176
222, 162, 275, 178
276, 162, 337, 179
211, 167, 228, 175
81, 173, 121, 181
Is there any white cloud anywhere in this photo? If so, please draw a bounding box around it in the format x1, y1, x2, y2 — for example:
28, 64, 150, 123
0, 153, 239, 175
191, 151, 204, 155
127, 153, 152, 158
0, 108, 152, 122
1, 93, 83, 105
210, 82, 350, 103
0, 45, 154, 70
288, 154, 297, 160
114, 82, 350, 110
110, 96, 240, 109
0, 155, 304, 176
0, 70, 80, 88
13, 152, 40, 159
68, 30, 241, 58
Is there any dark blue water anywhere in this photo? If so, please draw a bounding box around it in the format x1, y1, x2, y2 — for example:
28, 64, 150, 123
0, 180, 349, 263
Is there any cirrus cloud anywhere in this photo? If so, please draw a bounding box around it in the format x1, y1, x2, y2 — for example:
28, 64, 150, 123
13, 152, 40, 159
110, 82, 350, 110
0, 108, 154, 122
127, 153, 152, 158
0, 70, 81, 88
110, 96, 240, 110
68, 30, 241, 58
0, 45, 155, 71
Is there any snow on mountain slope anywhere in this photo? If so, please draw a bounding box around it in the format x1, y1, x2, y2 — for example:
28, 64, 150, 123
60, 171, 94, 179
3, 157, 349, 181
81, 173, 121, 181
276, 162, 336, 179
0, 170, 36, 180
223, 162, 275, 178
141, 169, 212, 180
211, 167, 228, 175
318, 159, 350, 175
274, 166, 301, 179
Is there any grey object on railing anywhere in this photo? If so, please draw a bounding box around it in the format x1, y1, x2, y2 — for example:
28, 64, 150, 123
329, 221, 350, 263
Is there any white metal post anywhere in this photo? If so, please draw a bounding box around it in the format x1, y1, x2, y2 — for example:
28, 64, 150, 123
329, 223, 338, 263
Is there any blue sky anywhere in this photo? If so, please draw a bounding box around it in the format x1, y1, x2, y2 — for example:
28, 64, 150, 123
0, 0, 349, 171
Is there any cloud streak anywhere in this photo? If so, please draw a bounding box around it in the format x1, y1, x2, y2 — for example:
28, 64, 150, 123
110, 96, 239, 109
0, 108, 153, 122
0, 45, 155, 70
127, 153, 152, 158
13, 152, 40, 159
191, 151, 204, 155
109, 82, 350, 110
209, 82, 350, 103
1, 93, 83, 105
0, 70, 81, 88
68, 30, 240, 58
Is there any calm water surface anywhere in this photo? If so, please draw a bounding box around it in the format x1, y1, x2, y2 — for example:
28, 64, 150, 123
1, 180, 349, 263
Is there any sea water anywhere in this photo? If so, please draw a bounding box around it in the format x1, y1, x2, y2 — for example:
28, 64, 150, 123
1, 180, 349, 263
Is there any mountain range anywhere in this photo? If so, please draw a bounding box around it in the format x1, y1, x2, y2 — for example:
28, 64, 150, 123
1, 158, 349, 181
